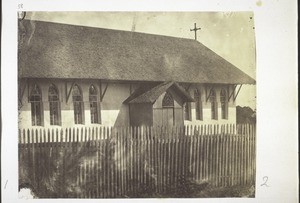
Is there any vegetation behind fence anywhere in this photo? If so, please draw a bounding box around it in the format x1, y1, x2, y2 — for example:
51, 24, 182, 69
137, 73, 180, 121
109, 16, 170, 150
18, 124, 256, 198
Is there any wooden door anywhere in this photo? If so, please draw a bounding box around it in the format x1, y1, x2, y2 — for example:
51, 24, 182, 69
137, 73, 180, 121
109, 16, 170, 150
162, 107, 174, 127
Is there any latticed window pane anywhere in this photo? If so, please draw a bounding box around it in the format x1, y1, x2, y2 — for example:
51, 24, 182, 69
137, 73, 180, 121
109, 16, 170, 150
162, 92, 174, 107
90, 102, 98, 124
209, 89, 218, 120
220, 89, 228, 119
72, 84, 84, 124
89, 85, 100, 124
49, 84, 60, 125
194, 89, 203, 120
30, 84, 43, 126
89, 84, 97, 95
31, 101, 42, 126
73, 101, 83, 124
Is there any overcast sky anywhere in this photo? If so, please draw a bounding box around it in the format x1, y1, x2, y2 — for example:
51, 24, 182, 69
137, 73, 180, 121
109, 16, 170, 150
24, 11, 256, 109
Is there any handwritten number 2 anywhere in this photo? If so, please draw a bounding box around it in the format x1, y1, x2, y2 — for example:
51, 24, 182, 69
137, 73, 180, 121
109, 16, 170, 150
261, 176, 269, 187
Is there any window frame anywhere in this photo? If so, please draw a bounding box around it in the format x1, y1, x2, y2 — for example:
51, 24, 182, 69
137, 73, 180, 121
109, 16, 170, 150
72, 84, 84, 125
194, 89, 203, 120
220, 89, 228, 119
29, 84, 43, 126
48, 84, 61, 126
209, 89, 218, 120
89, 84, 101, 124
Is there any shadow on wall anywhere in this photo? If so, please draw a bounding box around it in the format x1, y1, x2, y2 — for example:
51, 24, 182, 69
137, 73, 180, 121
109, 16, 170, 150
113, 104, 130, 127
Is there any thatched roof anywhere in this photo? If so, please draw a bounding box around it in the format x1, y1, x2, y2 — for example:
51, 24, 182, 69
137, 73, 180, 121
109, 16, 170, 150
123, 81, 194, 104
18, 19, 255, 85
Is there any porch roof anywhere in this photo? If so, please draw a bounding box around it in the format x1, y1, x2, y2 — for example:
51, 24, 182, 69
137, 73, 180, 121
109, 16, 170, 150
123, 81, 194, 104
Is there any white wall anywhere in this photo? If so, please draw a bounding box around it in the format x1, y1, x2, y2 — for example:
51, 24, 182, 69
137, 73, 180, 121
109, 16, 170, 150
18, 79, 131, 129
19, 79, 239, 129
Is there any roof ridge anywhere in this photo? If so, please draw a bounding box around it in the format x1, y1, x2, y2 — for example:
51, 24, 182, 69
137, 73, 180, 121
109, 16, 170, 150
21, 19, 197, 42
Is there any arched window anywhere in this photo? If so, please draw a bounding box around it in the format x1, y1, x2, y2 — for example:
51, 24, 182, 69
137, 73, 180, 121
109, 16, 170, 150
72, 84, 84, 124
30, 84, 43, 126
48, 84, 61, 125
194, 89, 203, 120
209, 89, 218, 120
89, 85, 101, 124
220, 89, 228, 119
162, 92, 174, 108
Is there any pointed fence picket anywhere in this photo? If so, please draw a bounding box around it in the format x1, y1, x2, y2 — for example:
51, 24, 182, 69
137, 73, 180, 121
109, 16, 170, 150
18, 124, 256, 198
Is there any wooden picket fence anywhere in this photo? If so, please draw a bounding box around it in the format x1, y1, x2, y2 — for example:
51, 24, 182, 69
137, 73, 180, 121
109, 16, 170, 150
18, 124, 256, 198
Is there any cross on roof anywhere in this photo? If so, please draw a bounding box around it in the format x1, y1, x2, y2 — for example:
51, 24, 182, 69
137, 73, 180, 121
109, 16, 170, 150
190, 23, 201, 41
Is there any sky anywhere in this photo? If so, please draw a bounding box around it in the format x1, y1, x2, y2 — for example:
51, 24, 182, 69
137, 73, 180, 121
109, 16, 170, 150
23, 11, 256, 109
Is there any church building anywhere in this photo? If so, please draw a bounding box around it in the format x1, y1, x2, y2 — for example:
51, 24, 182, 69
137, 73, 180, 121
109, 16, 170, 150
18, 19, 255, 129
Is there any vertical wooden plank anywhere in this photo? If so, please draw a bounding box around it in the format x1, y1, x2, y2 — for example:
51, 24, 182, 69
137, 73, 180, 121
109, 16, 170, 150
91, 127, 96, 198
248, 124, 252, 185
235, 130, 239, 186
226, 127, 230, 187
238, 125, 242, 186
210, 126, 214, 186
241, 125, 245, 186
152, 126, 156, 193
119, 127, 123, 197
98, 127, 102, 198
212, 129, 216, 187
30, 129, 36, 188
206, 129, 211, 183
228, 129, 232, 186
211, 127, 215, 185
233, 125, 237, 186
233, 124, 237, 186
36, 129, 40, 191
145, 126, 149, 190
199, 126, 203, 183
219, 125, 223, 187
133, 126, 137, 194
197, 125, 201, 182
121, 127, 125, 197
179, 125, 183, 184
244, 124, 249, 185
193, 126, 198, 182
128, 126, 133, 193
103, 126, 108, 197
249, 124, 253, 185
230, 123, 233, 185
141, 126, 145, 192
148, 126, 153, 192
125, 127, 129, 196
163, 126, 168, 192
215, 125, 220, 187
161, 126, 165, 192
173, 126, 178, 188
251, 124, 254, 185
99, 127, 104, 198
167, 126, 171, 191
158, 126, 162, 193
204, 126, 209, 183
169, 126, 174, 188
79, 128, 83, 198
235, 125, 239, 186
137, 126, 141, 194
103, 127, 107, 197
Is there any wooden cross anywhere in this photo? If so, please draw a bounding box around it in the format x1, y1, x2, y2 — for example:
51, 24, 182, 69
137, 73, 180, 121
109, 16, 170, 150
190, 23, 201, 41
